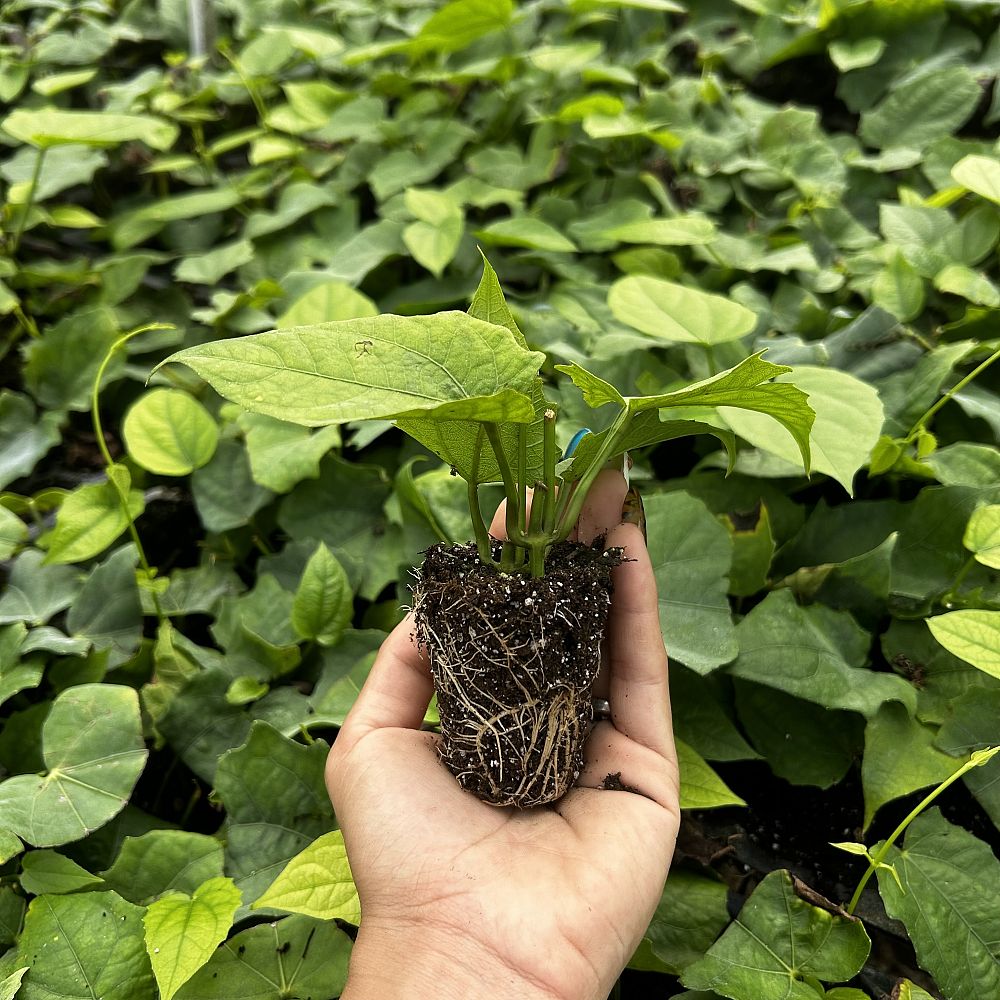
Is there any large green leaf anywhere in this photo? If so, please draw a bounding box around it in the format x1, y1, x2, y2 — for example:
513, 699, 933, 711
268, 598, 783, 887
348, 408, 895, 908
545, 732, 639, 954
952, 155, 1000, 206
43, 468, 144, 565
0, 550, 80, 626
964, 503, 1000, 569
682, 870, 870, 1000
729, 590, 916, 717
159, 312, 542, 429
410, 0, 514, 54
290, 543, 353, 647
625, 354, 815, 473
252, 829, 360, 923
144, 877, 242, 1000
100, 830, 225, 906
723, 366, 883, 495
635, 869, 730, 975
608, 276, 757, 345
19, 850, 103, 895
645, 493, 738, 675
861, 702, 963, 829
876, 810, 1000, 1000
859, 67, 981, 150
123, 389, 219, 476
0, 392, 62, 489
212, 723, 333, 906
927, 610, 1000, 679
0, 684, 147, 847
735, 682, 864, 789
0, 108, 177, 150
174, 915, 351, 1000
3, 891, 153, 1000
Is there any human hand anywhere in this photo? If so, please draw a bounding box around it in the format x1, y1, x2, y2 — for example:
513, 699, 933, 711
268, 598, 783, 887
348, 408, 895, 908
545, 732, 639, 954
325, 469, 679, 1000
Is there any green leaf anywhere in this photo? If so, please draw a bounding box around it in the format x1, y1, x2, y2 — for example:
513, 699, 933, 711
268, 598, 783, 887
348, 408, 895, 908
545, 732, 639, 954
0, 684, 147, 847
252, 829, 360, 923
160, 312, 543, 428
276, 281, 378, 328
608, 276, 757, 345
861, 702, 964, 829
0, 829, 22, 866
468, 254, 528, 347
965, 503, 1000, 569
175, 240, 255, 285
626, 354, 814, 473
0, 624, 40, 710
410, 0, 514, 54
174, 915, 351, 1000
925, 442, 1000, 487
935, 263, 1000, 306
403, 188, 464, 277
735, 682, 864, 789
237, 413, 340, 494
0, 968, 27, 1000
0, 108, 177, 150
645, 493, 738, 675
291, 543, 353, 647
871, 249, 925, 322
145, 877, 242, 1000
952, 154, 1000, 206
602, 217, 716, 246
191, 439, 274, 533
729, 590, 916, 717
110, 188, 243, 250
670, 666, 760, 764
19, 849, 103, 895
682, 870, 870, 1000
0, 392, 62, 489
554, 363, 626, 408
213, 723, 333, 905
0, 550, 80, 626
724, 366, 883, 495
66, 545, 143, 663
99, 830, 225, 906
721, 503, 775, 598
859, 67, 981, 150
477, 216, 576, 253
43, 469, 144, 565
3, 891, 153, 1000
677, 739, 745, 809
876, 810, 1000, 1000
638, 869, 730, 975
927, 610, 1000, 679
123, 389, 219, 477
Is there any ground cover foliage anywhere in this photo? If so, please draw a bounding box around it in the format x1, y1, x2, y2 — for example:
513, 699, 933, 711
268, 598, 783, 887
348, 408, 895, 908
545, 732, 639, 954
0, 0, 999, 997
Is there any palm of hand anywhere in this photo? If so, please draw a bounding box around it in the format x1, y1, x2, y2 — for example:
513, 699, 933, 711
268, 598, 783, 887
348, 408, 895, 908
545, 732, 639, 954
327, 472, 679, 1000
336, 723, 677, 999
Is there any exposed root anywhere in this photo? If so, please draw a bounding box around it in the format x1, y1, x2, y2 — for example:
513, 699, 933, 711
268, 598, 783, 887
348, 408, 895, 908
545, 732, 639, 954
413, 541, 622, 808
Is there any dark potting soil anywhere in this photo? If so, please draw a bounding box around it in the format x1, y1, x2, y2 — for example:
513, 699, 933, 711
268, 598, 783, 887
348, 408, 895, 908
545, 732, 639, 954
413, 539, 624, 808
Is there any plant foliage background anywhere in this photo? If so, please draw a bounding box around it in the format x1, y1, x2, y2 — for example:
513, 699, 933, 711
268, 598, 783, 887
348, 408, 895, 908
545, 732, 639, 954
1, 0, 999, 997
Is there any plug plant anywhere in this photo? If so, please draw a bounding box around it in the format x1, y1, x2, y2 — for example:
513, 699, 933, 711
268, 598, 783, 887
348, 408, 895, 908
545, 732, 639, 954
160, 260, 815, 807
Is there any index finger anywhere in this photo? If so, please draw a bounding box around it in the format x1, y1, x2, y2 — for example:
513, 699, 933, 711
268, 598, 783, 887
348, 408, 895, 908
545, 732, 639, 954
604, 522, 674, 759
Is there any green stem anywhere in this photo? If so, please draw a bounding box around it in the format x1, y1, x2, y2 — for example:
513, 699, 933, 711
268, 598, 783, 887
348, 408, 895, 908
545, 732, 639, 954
468, 427, 495, 567
541, 407, 557, 535
10, 147, 46, 256
906, 345, 1000, 442
92, 323, 174, 625
846, 747, 1000, 915
485, 423, 525, 545
554, 406, 632, 542
516, 422, 528, 537
942, 553, 977, 607
220, 46, 269, 126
